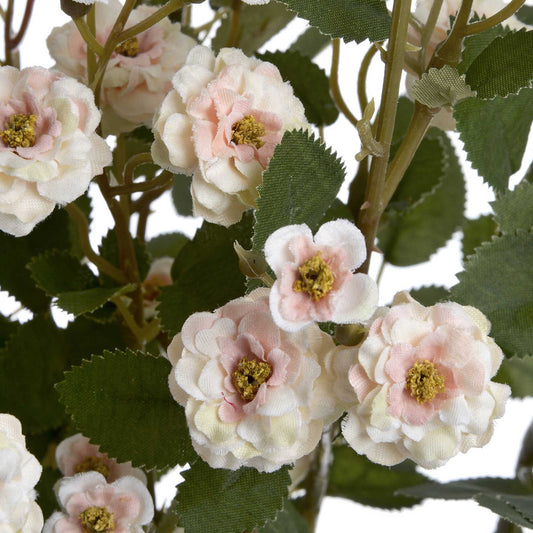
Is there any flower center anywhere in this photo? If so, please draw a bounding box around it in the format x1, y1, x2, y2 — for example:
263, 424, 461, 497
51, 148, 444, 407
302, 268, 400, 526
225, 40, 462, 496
0, 113, 37, 148
115, 37, 139, 57
74, 456, 110, 479
232, 356, 272, 402
231, 115, 266, 149
79, 506, 115, 533
293, 251, 334, 301
405, 360, 445, 404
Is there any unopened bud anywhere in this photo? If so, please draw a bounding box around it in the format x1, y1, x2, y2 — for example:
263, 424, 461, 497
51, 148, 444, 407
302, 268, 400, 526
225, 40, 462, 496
60, 0, 92, 18
234, 241, 268, 279
335, 323, 368, 346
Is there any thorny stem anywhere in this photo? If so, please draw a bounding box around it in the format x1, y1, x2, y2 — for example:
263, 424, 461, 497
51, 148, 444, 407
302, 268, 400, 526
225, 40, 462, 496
65, 203, 128, 284
74, 15, 104, 57
330, 39, 360, 128
226, 0, 241, 48
357, 44, 379, 116
465, 0, 525, 35
5, 0, 34, 49
356, 0, 413, 274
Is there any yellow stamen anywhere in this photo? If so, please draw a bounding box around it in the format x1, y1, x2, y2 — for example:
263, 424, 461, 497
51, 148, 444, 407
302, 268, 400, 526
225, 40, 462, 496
0, 114, 37, 148
231, 115, 266, 149
232, 357, 272, 402
405, 360, 445, 404
79, 506, 115, 533
293, 251, 334, 301
115, 37, 139, 57
74, 456, 110, 479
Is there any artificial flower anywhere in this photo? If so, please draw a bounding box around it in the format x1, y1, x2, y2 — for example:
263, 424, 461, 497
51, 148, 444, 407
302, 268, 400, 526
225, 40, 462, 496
43, 471, 153, 533
264, 220, 378, 332
0, 413, 43, 533
47, 0, 196, 134
151, 45, 309, 227
0, 66, 110, 237
342, 291, 511, 469
55, 433, 147, 484
167, 288, 341, 472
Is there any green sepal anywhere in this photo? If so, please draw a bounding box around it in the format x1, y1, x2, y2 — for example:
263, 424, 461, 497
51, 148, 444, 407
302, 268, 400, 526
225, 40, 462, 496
176, 460, 290, 533
56, 349, 196, 470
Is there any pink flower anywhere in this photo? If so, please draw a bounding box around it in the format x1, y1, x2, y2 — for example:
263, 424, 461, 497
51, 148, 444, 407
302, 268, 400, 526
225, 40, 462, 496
264, 220, 378, 332
0, 66, 111, 237
151, 46, 309, 227
43, 472, 153, 533
342, 291, 511, 469
47, 0, 196, 134
55, 433, 147, 484
167, 288, 341, 472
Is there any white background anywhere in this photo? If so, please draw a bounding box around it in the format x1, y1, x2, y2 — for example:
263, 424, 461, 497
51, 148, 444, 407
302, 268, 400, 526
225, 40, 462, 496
1, 1, 532, 531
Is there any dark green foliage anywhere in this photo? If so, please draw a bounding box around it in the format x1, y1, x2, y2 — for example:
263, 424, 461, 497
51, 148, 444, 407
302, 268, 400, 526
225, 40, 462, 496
493, 180, 533, 233
172, 174, 194, 217
495, 355, 533, 398
462, 215, 497, 260
410, 285, 451, 306
147, 233, 189, 260
259, 501, 310, 533
289, 26, 331, 58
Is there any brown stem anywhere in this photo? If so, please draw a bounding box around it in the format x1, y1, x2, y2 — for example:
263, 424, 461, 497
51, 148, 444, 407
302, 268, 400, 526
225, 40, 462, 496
3, 0, 14, 65
6, 0, 34, 49
330, 39, 359, 127
110, 171, 173, 195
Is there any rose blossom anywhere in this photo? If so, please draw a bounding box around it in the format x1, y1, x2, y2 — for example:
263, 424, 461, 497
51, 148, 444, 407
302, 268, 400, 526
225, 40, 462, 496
55, 433, 147, 484
0, 413, 43, 533
0, 66, 111, 237
264, 220, 378, 332
47, 0, 196, 134
151, 45, 309, 227
342, 291, 511, 469
167, 288, 341, 472
43, 472, 153, 533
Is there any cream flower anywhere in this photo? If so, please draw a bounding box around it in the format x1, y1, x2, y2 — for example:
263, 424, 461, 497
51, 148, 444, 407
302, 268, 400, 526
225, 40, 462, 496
0, 414, 43, 533
47, 0, 196, 134
0, 66, 111, 237
43, 472, 154, 533
55, 433, 147, 484
264, 220, 378, 332
342, 292, 511, 469
151, 45, 309, 227
167, 288, 340, 472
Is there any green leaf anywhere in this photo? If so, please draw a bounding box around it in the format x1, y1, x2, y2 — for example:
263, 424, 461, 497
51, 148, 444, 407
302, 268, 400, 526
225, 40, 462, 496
0, 317, 69, 433
252, 130, 345, 254
0, 209, 71, 312
279, 0, 390, 44
328, 446, 428, 508
56, 349, 196, 470
171, 174, 194, 217
516, 4, 533, 25
458, 24, 509, 75
36, 467, 62, 520
475, 494, 533, 529
378, 130, 465, 266
158, 214, 253, 336
495, 354, 533, 398
28, 250, 98, 296
258, 51, 338, 126
288, 26, 331, 59
176, 460, 290, 533
68, 193, 92, 260
465, 30, 533, 99
410, 285, 451, 306
454, 88, 533, 193
212, 3, 295, 55
320, 198, 355, 225
146, 232, 189, 259
493, 180, 533, 233
462, 215, 497, 261
451, 230, 533, 358
259, 501, 310, 533
56, 284, 136, 317
0, 315, 17, 350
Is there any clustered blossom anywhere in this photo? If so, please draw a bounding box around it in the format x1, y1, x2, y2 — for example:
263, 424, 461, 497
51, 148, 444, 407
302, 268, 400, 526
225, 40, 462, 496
47, 0, 196, 134
167, 288, 343, 472
342, 292, 510, 469
44, 472, 153, 533
0, 413, 43, 533
0, 66, 111, 237
151, 45, 309, 227
264, 220, 378, 332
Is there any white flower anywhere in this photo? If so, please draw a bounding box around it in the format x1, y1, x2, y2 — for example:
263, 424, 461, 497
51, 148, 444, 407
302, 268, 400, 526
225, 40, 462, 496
47, 0, 196, 134
43, 472, 154, 533
55, 433, 147, 484
264, 220, 378, 332
0, 66, 111, 237
0, 414, 43, 533
151, 45, 309, 227
342, 291, 511, 469
167, 288, 341, 472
